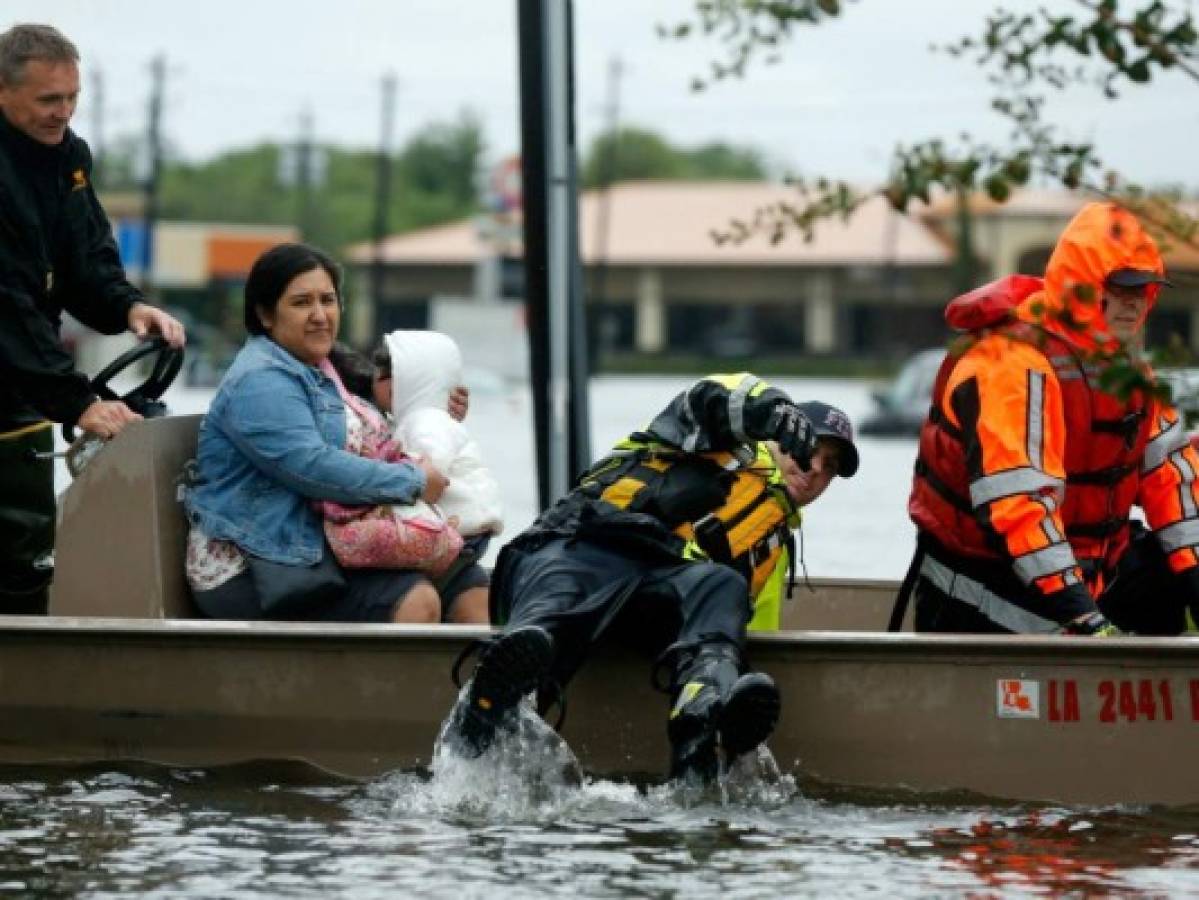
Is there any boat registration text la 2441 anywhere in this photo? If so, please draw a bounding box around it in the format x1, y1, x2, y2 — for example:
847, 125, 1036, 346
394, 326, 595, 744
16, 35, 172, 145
997, 678, 1199, 724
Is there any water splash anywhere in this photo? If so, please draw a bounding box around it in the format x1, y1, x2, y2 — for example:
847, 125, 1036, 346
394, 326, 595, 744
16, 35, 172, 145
417, 686, 585, 821
647, 745, 800, 810
385, 686, 797, 825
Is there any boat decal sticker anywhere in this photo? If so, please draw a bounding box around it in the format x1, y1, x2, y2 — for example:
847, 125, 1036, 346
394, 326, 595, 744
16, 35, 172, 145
997, 679, 1040, 719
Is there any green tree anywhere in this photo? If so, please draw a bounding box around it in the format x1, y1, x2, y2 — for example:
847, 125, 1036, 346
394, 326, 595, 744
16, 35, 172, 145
105, 111, 488, 259
397, 111, 484, 211
580, 126, 769, 187
665, 1, 1199, 249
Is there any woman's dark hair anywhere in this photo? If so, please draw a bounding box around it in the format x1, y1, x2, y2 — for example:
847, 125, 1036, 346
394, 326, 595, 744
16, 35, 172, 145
327, 342, 376, 404
371, 342, 391, 377
243, 242, 341, 336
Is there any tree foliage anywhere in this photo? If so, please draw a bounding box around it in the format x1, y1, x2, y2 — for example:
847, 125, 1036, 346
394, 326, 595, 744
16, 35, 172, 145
580, 126, 770, 187
664, 1, 1199, 250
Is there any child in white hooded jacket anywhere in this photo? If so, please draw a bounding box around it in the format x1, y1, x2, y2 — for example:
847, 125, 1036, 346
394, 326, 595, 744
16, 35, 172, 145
373, 330, 504, 543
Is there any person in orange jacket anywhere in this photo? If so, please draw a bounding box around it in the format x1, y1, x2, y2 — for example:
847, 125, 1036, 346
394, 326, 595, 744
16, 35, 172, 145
908, 201, 1199, 635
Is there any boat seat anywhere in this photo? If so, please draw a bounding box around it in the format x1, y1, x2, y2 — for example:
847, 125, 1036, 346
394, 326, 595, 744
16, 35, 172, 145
49, 415, 201, 619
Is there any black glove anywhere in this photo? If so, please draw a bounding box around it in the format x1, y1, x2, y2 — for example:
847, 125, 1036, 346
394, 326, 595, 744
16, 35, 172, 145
764, 401, 816, 470
1062, 611, 1121, 637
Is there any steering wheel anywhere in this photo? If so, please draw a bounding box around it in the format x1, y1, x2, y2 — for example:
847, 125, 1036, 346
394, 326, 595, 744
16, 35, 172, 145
63, 337, 185, 443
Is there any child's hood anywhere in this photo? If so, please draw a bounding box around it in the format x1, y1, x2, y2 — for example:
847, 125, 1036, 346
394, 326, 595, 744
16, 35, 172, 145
383, 330, 462, 422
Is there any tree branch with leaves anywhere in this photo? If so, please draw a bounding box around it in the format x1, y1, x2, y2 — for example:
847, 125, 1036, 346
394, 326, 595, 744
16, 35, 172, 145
664, 0, 1199, 254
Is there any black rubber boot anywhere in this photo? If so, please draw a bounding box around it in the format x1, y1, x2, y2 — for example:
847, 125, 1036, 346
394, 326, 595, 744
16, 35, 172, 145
666, 642, 780, 782
445, 625, 555, 758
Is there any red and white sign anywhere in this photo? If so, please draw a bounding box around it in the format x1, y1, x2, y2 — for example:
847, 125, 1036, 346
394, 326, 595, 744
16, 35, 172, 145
997, 679, 1040, 719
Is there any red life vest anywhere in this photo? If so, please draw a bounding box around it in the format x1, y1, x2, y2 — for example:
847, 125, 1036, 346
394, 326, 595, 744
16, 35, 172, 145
910, 275, 1153, 589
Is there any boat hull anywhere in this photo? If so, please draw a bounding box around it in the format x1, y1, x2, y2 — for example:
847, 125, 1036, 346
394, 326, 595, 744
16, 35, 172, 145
33, 417, 1199, 805
4, 616, 1197, 806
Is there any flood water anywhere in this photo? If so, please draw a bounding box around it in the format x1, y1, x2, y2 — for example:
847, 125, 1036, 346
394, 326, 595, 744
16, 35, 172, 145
3, 764, 1199, 897
30, 373, 1199, 897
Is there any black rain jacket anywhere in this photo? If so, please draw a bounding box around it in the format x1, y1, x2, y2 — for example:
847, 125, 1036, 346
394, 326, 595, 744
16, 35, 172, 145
0, 112, 141, 431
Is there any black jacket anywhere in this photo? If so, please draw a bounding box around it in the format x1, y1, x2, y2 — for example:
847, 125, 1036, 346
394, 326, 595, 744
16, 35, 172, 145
499, 375, 792, 560
0, 112, 142, 431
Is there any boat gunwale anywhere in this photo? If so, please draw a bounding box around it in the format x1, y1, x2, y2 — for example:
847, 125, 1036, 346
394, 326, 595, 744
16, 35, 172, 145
2, 615, 1196, 662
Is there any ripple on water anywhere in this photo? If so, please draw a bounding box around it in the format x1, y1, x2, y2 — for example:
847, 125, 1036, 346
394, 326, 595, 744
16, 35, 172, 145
0, 760, 1196, 897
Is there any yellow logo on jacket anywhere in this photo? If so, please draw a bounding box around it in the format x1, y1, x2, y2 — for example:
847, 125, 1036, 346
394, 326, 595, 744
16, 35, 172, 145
70, 169, 87, 191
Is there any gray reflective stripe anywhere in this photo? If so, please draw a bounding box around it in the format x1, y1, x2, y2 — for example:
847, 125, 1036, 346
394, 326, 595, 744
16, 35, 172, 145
1141, 415, 1187, 473
680, 388, 701, 452
1047, 355, 1100, 382
1034, 496, 1063, 543
727, 375, 762, 444
969, 468, 1064, 508
919, 555, 1060, 634
1012, 542, 1078, 583
1174, 449, 1199, 519
1155, 518, 1199, 553
1027, 370, 1045, 471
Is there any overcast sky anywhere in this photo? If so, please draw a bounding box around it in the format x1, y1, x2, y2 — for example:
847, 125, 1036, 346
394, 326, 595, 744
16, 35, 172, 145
4, 0, 1197, 189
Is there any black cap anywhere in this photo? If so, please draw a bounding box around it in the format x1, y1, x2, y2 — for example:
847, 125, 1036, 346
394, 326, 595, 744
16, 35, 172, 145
1105, 267, 1172, 289
797, 401, 859, 478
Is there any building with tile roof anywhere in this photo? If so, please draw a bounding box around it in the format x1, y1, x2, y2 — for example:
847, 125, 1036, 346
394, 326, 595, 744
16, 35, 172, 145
346, 182, 1199, 359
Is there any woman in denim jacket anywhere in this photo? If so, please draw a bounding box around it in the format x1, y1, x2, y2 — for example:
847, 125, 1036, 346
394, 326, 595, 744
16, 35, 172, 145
184, 243, 465, 623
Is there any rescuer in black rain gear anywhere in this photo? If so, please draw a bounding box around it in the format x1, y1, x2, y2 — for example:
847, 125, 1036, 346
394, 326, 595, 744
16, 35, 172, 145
444, 373, 859, 782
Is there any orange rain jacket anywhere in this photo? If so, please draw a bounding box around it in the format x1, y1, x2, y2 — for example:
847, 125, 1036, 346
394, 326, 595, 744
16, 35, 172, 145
909, 202, 1199, 628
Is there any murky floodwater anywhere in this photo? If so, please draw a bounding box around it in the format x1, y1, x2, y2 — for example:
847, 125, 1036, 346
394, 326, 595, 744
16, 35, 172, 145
32, 373, 1199, 895
2, 762, 1198, 897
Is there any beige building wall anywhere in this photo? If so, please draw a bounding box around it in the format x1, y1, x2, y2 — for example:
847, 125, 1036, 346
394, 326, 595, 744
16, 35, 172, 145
153, 223, 210, 288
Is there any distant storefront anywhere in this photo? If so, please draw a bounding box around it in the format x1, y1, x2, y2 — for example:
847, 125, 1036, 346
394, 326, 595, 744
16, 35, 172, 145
346, 183, 1199, 361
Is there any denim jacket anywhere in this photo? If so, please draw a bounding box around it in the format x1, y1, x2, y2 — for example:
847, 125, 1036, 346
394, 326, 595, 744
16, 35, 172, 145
184, 336, 425, 565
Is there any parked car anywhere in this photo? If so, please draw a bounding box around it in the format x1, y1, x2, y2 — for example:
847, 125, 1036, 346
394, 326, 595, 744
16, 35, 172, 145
1157, 367, 1199, 429
862, 352, 1199, 440
859, 348, 946, 437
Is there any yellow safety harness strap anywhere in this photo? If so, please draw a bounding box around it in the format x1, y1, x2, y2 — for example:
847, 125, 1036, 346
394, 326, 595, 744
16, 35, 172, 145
0, 421, 53, 442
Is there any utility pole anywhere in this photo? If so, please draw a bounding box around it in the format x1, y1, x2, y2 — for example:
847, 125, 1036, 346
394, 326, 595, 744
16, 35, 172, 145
296, 107, 316, 241
370, 73, 398, 331
518, 0, 591, 507
591, 55, 622, 357
141, 55, 165, 296
90, 68, 105, 187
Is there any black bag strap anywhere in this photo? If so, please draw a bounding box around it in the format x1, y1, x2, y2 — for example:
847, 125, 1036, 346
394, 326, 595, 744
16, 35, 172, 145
888, 541, 927, 632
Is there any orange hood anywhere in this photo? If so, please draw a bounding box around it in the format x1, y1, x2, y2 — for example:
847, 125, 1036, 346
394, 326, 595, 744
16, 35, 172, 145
1016, 202, 1165, 353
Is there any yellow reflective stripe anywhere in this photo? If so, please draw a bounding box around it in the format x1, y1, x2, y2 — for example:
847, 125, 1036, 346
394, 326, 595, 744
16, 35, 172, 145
600, 476, 645, 509
748, 548, 787, 632
0, 421, 53, 441
707, 372, 751, 390
749, 543, 784, 595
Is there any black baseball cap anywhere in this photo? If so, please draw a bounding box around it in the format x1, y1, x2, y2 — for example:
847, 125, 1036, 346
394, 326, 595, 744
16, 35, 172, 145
1105, 267, 1172, 289
797, 401, 859, 478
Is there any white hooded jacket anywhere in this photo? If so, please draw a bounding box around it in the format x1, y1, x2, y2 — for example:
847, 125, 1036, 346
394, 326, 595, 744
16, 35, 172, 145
384, 330, 503, 536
